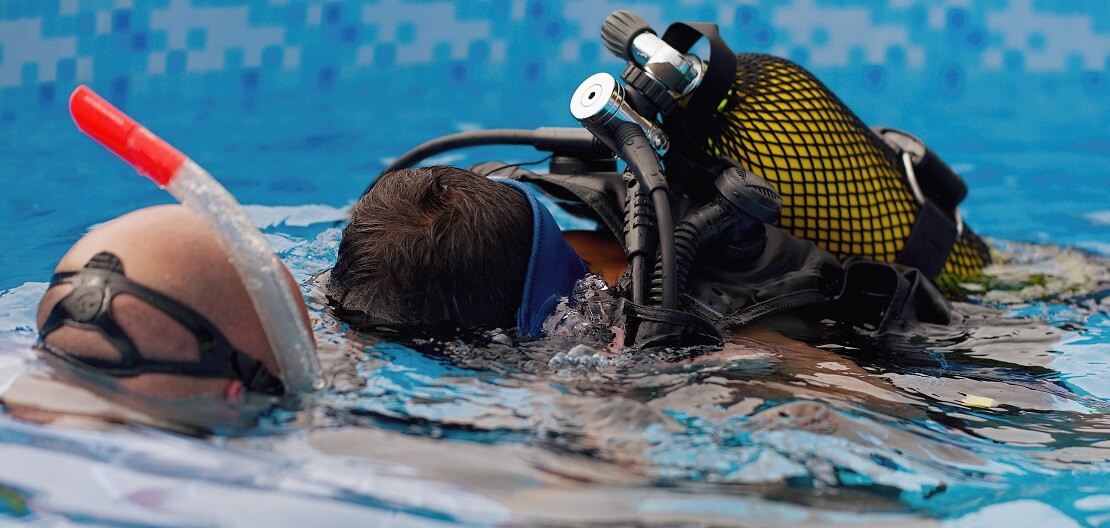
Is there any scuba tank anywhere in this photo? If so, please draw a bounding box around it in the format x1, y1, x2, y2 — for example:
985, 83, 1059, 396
594, 10, 990, 281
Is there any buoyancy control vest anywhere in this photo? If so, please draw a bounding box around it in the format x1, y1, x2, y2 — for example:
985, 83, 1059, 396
472, 163, 953, 348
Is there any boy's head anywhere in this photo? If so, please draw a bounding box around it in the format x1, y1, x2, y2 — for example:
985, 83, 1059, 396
35, 205, 309, 401
328, 166, 588, 333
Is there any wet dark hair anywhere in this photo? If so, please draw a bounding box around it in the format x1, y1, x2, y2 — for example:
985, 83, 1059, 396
328, 166, 533, 327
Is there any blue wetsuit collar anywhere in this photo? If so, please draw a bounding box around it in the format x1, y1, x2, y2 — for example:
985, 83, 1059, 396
494, 178, 589, 336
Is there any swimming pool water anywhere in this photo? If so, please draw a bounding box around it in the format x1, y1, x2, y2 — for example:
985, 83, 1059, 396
1, 1, 1108, 526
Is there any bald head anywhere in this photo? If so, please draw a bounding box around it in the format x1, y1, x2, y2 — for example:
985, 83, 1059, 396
35, 205, 310, 400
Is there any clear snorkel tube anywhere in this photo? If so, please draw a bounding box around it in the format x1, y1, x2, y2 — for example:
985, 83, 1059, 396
67, 86, 324, 394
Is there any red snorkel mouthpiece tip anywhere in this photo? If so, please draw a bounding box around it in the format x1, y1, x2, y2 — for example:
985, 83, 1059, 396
69, 85, 186, 186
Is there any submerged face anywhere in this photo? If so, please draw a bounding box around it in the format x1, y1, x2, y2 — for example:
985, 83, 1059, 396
34, 205, 311, 402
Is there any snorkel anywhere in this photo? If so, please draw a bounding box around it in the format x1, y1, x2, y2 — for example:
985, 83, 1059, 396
67, 86, 324, 394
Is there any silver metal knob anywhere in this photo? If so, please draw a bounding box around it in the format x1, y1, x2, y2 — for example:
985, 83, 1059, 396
570, 72, 668, 153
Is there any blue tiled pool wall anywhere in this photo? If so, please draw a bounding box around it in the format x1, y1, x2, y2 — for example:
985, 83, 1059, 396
1, 0, 1107, 142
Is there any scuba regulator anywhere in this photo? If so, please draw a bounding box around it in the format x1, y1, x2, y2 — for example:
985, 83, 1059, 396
567, 11, 788, 311
368, 10, 990, 344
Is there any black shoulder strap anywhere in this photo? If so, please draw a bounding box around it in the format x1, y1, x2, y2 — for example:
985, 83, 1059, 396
477, 163, 629, 243
610, 297, 722, 348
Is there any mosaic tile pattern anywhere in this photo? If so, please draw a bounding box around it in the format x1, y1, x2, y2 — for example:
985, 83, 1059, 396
0, 0, 1106, 120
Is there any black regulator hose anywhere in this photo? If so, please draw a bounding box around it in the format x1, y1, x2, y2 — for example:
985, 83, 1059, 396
668, 166, 783, 299
672, 204, 730, 298
612, 121, 676, 309
650, 186, 677, 310
368, 128, 610, 196
623, 176, 655, 305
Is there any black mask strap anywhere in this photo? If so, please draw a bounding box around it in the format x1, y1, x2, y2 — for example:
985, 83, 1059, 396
38, 252, 284, 395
